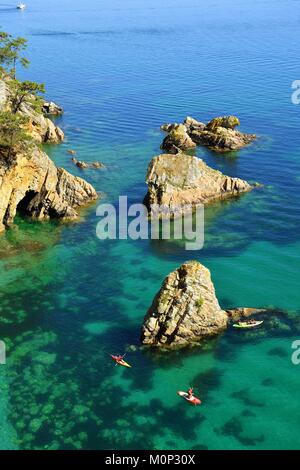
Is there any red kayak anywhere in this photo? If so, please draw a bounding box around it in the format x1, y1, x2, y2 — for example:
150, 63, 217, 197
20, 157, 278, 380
177, 391, 201, 406
110, 354, 132, 368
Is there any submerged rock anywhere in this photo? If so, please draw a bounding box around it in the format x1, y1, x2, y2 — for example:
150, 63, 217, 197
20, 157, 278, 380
161, 115, 256, 153
71, 158, 105, 170
141, 261, 228, 348
144, 153, 253, 217
0, 145, 98, 232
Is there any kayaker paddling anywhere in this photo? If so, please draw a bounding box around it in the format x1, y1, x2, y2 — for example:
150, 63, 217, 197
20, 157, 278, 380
233, 319, 264, 329
177, 388, 202, 406
115, 354, 126, 363
110, 353, 132, 368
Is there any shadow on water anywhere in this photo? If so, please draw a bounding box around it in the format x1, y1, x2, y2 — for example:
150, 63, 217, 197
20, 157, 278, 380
215, 416, 265, 447
6, 323, 208, 449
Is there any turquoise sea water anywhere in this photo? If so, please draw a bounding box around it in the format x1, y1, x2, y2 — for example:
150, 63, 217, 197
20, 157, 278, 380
0, 0, 300, 450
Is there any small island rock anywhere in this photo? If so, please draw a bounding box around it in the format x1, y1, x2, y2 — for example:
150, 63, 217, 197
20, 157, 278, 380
144, 153, 253, 216
42, 101, 64, 116
141, 261, 228, 348
161, 123, 196, 153
161, 115, 256, 153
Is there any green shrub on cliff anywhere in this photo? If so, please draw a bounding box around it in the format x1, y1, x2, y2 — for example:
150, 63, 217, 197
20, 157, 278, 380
0, 31, 46, 156
195, 297, 204, 310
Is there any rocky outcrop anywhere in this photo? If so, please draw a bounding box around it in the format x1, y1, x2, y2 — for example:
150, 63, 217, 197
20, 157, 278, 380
0, 145, 98, 232
161, 123, 196, 153
0, 79, 64, 144
226, 307, 267, 322
42, 101, 63, 116
144, 153, 253, 216
161, 115, 256, 153
141, 261, 228, 348
23, 104, 64, 144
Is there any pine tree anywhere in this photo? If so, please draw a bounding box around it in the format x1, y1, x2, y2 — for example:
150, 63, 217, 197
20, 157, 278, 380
0, 112, 32, 158
0, 32, 29, 78
8, 79, 45, 114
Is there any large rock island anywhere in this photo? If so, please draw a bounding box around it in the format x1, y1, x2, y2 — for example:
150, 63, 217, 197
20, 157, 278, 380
144, 153, 253, 216
161, 115, 256, 153
141, 261, 266, 349
141, 261, 228, 348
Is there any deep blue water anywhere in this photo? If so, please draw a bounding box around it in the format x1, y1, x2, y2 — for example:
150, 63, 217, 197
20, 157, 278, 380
0, 0, 300, 450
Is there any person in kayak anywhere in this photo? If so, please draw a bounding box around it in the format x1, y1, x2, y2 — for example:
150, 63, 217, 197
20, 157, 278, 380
115, 354, 126, 362
187, 387, 194, 399
246, 319, 257, 325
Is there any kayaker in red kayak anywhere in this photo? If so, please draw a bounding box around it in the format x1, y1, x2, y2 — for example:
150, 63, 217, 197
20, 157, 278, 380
110, 353, 132, 368
115, 354, 125, 362
177, 387, 201, 405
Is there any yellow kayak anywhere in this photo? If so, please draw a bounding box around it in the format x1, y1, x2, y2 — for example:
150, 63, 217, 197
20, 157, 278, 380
233, 320, 264, 329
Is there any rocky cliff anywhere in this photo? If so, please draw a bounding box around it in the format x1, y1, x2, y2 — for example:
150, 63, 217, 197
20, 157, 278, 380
141, 261, 228, 348
161, 115, 256, 153
144, 153, 253, 216
0, 79, 64, 144
0, 144, 98, 232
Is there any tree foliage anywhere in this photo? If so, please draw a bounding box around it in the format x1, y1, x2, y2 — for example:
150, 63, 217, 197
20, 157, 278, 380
0, 31, 46, 157
8, 79, 45, 114
0, 111, 32, 158
0, 31, 29, 78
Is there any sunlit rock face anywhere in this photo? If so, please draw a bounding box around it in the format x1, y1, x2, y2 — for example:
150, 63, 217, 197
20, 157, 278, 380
144, 153, 253, 217
0, 145, 98, 232
160, 115, 256, 153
